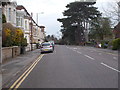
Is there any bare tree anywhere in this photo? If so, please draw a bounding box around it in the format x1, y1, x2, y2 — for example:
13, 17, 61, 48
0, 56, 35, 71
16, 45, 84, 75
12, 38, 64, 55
101, 0, 120, 25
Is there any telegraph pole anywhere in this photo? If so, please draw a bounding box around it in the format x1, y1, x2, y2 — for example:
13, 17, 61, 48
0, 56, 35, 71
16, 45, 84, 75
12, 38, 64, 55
30, 13, 33, 51
0, 1, 2, 90
0, 1, 2, 64
118, 1, 120, 22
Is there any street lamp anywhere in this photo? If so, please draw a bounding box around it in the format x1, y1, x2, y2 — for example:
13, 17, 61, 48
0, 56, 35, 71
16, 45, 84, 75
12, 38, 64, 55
30, 12, 33, 51
118, 1, 120, 22
0, 2, 2, 90
0, 1, 2, 64
36, 12, 44, 25
36, 12, 44, 43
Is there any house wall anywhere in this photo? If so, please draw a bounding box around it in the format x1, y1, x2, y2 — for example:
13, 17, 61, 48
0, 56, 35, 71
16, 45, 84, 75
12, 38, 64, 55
16, 9, 31, 51
16, 10, 24, 29
38, 27, 45, 44
2, 1, 17, 26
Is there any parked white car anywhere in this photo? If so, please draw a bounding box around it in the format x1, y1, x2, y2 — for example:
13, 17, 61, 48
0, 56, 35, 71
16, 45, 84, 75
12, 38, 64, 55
40, 42, 54, 53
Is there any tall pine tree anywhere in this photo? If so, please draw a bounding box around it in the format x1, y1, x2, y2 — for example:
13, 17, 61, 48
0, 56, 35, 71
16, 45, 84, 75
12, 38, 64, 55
57, 1, 101, 45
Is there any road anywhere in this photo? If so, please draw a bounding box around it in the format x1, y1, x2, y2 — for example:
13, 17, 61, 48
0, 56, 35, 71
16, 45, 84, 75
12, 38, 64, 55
10, 45, 119, 88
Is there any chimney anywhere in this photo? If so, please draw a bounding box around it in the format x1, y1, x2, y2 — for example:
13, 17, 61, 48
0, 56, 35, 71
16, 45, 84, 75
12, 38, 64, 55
40, 26, 45, 32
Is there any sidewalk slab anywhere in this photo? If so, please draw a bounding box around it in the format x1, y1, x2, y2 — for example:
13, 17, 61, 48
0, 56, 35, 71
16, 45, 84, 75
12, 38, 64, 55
1, 49, 41, 88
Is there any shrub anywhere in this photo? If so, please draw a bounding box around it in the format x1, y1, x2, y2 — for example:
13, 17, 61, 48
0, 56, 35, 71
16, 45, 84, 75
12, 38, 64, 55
2, 14, 6, 23
86, 41, 94, 46
13, 28, 24, 46
112, 38, 120, 50
21, 38, 28, 47
2, 23, 15, 47
2, 23, 27, 47
108, 40, 113, 49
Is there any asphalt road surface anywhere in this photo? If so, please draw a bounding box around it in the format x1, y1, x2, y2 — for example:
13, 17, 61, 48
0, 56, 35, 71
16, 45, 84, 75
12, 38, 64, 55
15, 45, 119, 88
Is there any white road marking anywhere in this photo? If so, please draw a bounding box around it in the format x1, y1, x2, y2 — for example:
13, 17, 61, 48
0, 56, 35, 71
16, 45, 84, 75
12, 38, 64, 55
101, 62, 120, 73
77, 51, 82, 54
99, 53, 102, 55
113, 57, 117, 60
72, 49, 76, 51
66, 46, 69, 48
84, 55, 95, 60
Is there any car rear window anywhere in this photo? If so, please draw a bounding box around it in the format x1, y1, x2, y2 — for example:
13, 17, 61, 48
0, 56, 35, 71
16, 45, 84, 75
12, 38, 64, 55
42, 43, 50, 46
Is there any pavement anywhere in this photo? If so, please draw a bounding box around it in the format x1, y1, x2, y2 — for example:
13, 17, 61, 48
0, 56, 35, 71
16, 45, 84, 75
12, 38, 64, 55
1, 46, 119, 88
1, 49, 41, 88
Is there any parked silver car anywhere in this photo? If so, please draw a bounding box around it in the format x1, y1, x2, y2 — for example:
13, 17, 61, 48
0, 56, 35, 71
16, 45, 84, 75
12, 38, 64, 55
40, 42, 54, 53
48, 41, 55, 50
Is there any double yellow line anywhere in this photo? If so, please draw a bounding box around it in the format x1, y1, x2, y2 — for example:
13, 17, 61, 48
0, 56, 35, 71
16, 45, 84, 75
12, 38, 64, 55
9, 54, 44, 90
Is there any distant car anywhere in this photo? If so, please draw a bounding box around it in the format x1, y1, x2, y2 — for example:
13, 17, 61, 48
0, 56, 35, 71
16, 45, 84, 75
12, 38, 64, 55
40, 42, 54, 53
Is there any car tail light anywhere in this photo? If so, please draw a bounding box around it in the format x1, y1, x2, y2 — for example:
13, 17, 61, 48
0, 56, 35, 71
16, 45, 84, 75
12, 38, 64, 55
50, 46, 52, 47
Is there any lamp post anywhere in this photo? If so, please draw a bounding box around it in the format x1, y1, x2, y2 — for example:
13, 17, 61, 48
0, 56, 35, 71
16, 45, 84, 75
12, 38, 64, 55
36, 12, 44, 43
0, 2, 2, 90
30, 13, 33, 51
0, 1, 2, 64
36, 12, 44, 25
118, 1, 120, 22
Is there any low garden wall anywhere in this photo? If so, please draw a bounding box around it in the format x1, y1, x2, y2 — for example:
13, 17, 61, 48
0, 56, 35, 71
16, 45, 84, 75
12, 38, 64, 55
2, 46, 21, 63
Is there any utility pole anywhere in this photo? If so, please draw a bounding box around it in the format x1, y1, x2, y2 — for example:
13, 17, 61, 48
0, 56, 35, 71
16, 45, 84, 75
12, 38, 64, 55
36, 12, 44, 43
30, 13, 33, 51
0, 1, 2, 64
118, 1, 120, 22
0, 1, 2, 90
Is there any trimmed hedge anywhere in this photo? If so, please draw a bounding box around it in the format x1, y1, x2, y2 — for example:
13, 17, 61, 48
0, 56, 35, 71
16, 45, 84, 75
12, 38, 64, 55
112, 38, 120, 50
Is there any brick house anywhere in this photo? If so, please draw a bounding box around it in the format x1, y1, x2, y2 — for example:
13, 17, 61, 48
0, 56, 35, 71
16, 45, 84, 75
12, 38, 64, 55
113, 22, 120, 38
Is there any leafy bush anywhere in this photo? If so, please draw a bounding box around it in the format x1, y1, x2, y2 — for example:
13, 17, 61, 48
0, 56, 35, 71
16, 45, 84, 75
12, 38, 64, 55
2, 23, 15, 47
108, 40, 113, 49
86, 41, 94, 46
112, 38, 120, 50
2, 14, 6, 23
2, 23, 27, 47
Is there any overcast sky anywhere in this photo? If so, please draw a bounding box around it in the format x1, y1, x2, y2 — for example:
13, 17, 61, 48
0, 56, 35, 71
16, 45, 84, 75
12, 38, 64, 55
13, 0, 116, 38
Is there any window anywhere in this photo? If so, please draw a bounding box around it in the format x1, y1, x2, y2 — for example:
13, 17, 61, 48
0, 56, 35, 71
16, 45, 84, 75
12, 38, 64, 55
8, 8, 11, 21
21, 18, 23, 27
25, 20, 27, 30
16, 16, 20, 26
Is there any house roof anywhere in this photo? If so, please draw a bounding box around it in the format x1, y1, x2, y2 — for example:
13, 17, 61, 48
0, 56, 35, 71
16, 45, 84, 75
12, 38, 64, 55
16, 5, 38, 26
16, 5, 30, 16
16, 5, 45, 28
39, 26, 45, 28
1, 0, 10, 2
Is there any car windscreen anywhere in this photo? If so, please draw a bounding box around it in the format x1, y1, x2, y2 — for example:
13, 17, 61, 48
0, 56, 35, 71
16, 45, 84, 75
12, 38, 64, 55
42, 43, 50, 46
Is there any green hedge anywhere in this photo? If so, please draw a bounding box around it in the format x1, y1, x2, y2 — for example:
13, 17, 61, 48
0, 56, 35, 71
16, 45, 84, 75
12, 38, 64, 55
112, 38, 120, 50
